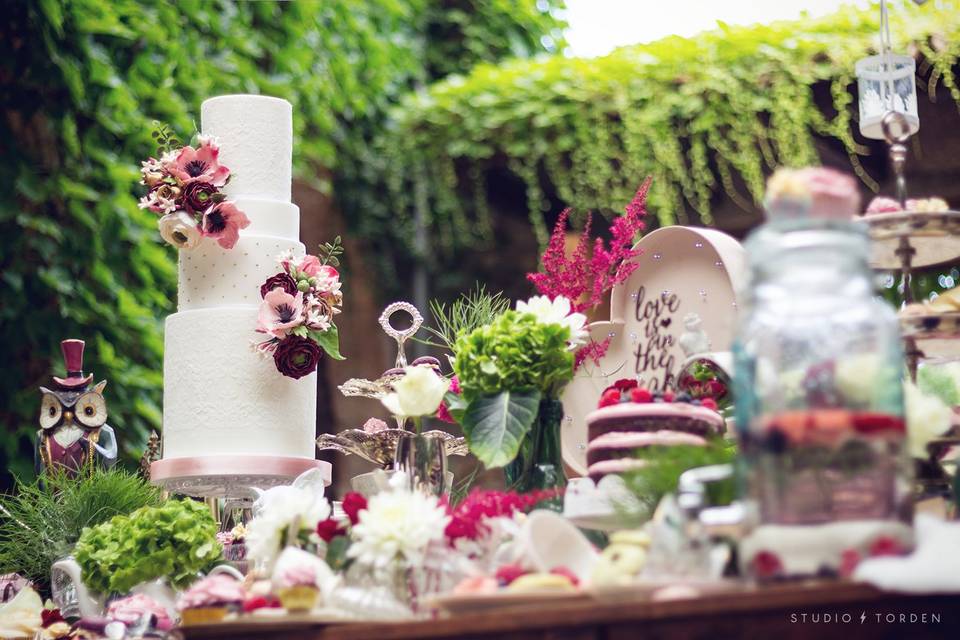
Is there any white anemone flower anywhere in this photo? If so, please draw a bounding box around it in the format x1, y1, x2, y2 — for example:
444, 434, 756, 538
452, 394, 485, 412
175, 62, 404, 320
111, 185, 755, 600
515, 295, 588, 349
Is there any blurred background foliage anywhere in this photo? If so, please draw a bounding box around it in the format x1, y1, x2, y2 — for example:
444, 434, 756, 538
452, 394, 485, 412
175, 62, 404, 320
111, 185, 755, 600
0, 0, 564, 485
1, 0, 959, 487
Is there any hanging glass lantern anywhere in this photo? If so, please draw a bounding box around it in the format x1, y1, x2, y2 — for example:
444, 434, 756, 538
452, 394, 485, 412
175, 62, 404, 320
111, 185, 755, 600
855, 0, 919, 140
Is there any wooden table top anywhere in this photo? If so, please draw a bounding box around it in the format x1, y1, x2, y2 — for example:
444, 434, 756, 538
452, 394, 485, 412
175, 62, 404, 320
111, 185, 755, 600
172, 581, 960, 640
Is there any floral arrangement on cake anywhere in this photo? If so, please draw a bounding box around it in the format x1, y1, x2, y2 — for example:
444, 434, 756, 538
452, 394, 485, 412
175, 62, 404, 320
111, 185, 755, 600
254, 237, 345, 379
527, 178, 650, 368
138, 122, 250, 250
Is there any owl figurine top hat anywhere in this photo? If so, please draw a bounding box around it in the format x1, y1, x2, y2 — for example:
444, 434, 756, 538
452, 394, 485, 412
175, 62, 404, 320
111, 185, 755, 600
37, 338, 117, 475
53, 339, 94, 389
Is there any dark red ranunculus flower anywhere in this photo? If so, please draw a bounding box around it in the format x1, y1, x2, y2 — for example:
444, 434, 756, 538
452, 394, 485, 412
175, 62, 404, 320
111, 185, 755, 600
341, 492, 367, 526
260, 272, 299, 298
316, 518, 346, 542
613, 378, 639, 391
273, 335, 321, 379
182, 181, 219, 214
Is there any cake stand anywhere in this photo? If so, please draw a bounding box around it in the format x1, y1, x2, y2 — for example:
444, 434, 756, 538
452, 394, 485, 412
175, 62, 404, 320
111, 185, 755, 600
862, 112, 960, 379
150, 456, 331, 504
319, 301, 467, 493
863, 112, 960, 509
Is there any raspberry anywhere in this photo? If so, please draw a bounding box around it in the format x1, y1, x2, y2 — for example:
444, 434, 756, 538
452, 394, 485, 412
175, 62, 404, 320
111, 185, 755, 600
598, 388, 622, 408
700, 398, 718, 411
662, 391, 675, 403
629, 388, 653, 403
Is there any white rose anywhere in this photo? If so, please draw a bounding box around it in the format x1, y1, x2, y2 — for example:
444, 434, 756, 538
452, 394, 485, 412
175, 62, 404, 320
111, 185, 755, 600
905, 382, 953, 459
158, 211, 202, 250
380, 365, 450, 418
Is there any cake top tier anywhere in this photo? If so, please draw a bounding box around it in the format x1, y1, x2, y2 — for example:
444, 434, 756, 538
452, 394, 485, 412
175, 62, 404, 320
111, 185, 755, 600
201, 95, 293, 202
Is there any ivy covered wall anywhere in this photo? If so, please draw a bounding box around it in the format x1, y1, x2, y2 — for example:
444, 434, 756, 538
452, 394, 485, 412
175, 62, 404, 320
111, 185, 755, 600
0, 0, 564, 484
376, 3, 960, 252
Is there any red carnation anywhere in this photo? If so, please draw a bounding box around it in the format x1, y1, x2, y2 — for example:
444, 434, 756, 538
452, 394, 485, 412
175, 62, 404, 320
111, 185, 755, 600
341, 492, 367, 526
273, 335, 321, 379
316, 518, 346, 542
260, 272, 299, 298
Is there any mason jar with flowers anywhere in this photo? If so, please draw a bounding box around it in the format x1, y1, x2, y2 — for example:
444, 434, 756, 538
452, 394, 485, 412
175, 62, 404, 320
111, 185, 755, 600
450, 295, 586, 493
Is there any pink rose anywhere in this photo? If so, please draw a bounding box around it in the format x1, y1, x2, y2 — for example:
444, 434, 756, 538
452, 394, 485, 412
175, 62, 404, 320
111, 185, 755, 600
298, 255, 339, 281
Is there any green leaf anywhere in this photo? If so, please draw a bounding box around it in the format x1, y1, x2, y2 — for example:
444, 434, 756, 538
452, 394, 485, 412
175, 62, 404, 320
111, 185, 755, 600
442, 390, 468, 424
462, 390, 540, 468
314, 324, 345, 360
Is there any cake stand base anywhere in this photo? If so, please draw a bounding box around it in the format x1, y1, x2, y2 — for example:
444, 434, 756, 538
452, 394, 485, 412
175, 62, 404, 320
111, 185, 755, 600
150, 455, 332, 503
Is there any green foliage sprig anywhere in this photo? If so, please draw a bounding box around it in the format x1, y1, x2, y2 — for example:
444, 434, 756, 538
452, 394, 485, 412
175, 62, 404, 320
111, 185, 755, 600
617, 441, 738, 524
318, 236, 344, 268
74, 498, 220, 594
421, 285, 511, 352
150, 121, 182, 156
0, 468, 162, 592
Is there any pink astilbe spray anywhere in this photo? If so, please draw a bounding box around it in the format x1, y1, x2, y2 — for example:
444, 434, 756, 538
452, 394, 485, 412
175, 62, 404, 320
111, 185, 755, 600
527, 178, 652, 367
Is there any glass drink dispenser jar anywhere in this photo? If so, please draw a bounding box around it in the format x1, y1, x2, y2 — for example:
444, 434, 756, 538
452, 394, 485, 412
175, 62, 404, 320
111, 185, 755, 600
733, 168, 912, 580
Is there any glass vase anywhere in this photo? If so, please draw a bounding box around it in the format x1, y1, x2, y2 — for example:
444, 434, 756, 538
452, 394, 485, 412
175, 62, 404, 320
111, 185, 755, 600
394, 432, 450, 496
504, 397, 566, 501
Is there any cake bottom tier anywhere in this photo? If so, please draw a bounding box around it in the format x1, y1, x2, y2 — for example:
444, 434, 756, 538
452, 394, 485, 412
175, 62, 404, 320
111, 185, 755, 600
162, 307, 317, 459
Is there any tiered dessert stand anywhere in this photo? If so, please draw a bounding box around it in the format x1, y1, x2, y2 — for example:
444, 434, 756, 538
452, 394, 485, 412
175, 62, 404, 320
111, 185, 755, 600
863, 111, 960, 502
318, 302, 467, 492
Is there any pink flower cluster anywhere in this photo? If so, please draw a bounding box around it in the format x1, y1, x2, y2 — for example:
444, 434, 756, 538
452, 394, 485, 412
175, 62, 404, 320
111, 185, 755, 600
528, 178, 650, 314
444, 488, 563, 544
138, 135, 250, 249
255, 251, 343, 379
527, 178, 651, 367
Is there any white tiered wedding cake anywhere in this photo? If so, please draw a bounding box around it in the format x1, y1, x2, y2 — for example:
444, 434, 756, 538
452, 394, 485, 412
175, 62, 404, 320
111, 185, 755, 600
161, 95, 317, 461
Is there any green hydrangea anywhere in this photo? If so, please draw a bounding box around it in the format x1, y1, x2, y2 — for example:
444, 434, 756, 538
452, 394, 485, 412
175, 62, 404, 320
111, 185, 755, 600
453, 310, 574, 397
74, 499, 221, 595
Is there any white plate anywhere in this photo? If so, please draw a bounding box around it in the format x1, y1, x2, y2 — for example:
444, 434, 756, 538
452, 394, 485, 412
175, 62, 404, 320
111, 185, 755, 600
560, 226, 746, 476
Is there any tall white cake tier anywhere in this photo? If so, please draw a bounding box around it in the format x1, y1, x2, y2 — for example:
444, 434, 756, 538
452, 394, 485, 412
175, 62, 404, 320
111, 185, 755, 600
158, 95, 321, 479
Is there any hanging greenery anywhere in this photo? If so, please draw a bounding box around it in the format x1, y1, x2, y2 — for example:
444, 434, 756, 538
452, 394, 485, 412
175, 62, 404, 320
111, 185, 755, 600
377, 3, 960, 253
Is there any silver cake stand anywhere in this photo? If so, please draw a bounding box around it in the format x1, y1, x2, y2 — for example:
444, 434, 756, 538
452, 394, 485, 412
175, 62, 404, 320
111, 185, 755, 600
150, 456, 332, 505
